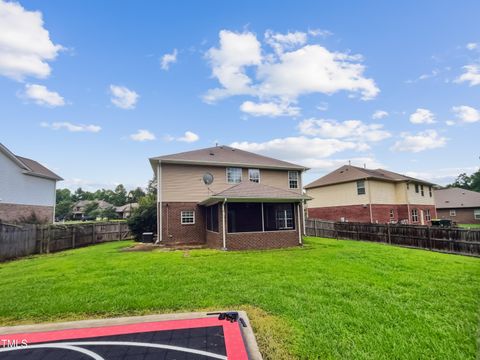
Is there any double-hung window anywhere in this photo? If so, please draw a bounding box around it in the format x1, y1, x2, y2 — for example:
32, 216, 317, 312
425, 209, 431, 221
420, 185, 424, 196
450, 209, 456, 217
226, 167, 242, 184
415, 184, 419, 193
248, 169, 260, 183
181, 210, 195, 224
474, 209, 480, 220
288, 171, 299, 189
357, 180, 366, 195
275, 206, 294, 229
411, 209, 419, 222
429, 186, 433, 197
389, 209, 395, 219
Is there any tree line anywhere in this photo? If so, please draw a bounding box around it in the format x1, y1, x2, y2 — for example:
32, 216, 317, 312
447, 168, 480, 192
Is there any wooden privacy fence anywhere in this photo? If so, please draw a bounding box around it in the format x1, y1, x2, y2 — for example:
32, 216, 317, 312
0, 222, 132, 262
305, 219, 480, 256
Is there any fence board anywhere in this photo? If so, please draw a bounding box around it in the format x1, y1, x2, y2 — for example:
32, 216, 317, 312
0, 222, 132, 262
306, 219, 480, 256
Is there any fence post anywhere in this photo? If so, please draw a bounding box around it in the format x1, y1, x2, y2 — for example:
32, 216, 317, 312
72, 226, 76, 249
314, 219, 318, 237
92, 224, 96, 244
387, 223, 391, 244
427, 226, 431, 250
46, 226, 50, 254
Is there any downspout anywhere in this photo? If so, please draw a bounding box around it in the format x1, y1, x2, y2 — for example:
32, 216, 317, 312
222, 198, 227, 250
156, 161, 162, 243
297, 202, 302, 245
52, 181, 57, 223
367, 179, 373, 223
301, 200, 306, 235
405, 181, 411, 224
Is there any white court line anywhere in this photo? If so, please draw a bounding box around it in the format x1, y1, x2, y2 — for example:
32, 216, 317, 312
0, 340, 228, 359
0, 344, 105, 359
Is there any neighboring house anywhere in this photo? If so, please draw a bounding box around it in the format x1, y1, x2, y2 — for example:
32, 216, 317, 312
305, 165, 436, 225
72, 200, 114, 220
0, 143, 62, 224
116, 203, 139, 219
149, 145, 309, 250
435, 187, 480, 224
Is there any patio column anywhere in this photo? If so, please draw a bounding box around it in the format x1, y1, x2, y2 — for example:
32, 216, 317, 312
297, 202, 302, 245
156, 161, 162, 243
222, 199, 227, 250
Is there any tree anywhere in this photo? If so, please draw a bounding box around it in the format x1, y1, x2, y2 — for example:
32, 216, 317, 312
447, 169, 480, 192
55, 200, 73, 219
101, 206, 119, 220
84, 201, 100, 218
56, 188, 72, 204
147, 177, 157, 196
111, 184, 128, 206
128, 187, 146, 203
127, 195, 156, 241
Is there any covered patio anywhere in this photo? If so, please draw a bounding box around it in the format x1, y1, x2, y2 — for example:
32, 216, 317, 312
199, 182, 310, 250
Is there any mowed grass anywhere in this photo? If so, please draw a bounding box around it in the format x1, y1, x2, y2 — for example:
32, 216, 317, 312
459, 223, 480, 229
0, 238, 479, 359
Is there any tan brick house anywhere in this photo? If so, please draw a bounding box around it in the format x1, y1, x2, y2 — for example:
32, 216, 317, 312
149, 145, 309, 250
305, 165, 436, 225
435, 187, 480, 224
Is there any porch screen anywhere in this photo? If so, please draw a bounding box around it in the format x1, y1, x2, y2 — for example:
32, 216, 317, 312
227, 203, 263, 233
206, 204, 219, 232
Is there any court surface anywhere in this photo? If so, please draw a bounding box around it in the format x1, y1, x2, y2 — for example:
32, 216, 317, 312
0, 311, 260, 360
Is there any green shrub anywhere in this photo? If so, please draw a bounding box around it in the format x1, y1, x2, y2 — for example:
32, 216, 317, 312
127, 195, 156, 241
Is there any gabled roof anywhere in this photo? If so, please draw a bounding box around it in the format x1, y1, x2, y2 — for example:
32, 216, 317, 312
199, 182, 310, 206
116, 203, 139, 212
73, 200, 114, 210
0, 143, 63, 181
434, 187, 480, 209
304, 165, 434, 189
150, 145, 308, 171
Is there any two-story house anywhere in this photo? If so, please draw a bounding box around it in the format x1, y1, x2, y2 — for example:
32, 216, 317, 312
149, 145, 310, 250
0, 143, 62, 224
305, 165, 436, 225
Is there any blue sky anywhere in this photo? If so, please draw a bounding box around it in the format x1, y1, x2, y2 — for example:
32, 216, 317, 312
1, 0, 479, 190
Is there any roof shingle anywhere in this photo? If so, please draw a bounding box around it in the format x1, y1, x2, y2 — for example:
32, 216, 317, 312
434, 187, 480, 209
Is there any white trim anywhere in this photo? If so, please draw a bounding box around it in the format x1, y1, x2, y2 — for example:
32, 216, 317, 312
449, 209, 456, 217
180, 210, 195, 224
248, 168, 260, 183
226, 167, 242, 184
156, 162, 162, 243
261, 202, 265, 232
297, 203, 302, 244
288, 171, 299, 189
301, 200, 306, 235
222, 200, 227, 249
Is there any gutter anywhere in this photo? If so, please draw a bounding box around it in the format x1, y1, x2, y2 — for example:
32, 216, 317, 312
156, 161, 162, 243
222, 198, 227, 250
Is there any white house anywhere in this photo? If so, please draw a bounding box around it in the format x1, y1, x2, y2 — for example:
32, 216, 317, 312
0, 143, 62, 224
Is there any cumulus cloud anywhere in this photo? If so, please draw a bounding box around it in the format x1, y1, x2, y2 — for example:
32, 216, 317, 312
0, 0, 63, 80
160, 49, 178, 70
109, 85, 139, 109
130, 129, 156, 142
372, 110, 388, 119
466, 43, 478, 50
391, 130, 447, 152
298, 118, 391, 142
240, 100, 300, 117
409, 108, 435, 124
452, 105, 480, 123
40, 122, 101, 133
165, 131, 199, 143
22, 84, 65, 107
455, 64, 480, 86
204, 29, 379, 116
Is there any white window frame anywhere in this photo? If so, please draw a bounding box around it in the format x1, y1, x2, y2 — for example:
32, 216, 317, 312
276, 208, 294, 230
181, 210, 195, 225
248, 169, 260, 183
450, 209, 456, 217
226, 167, 242, 184
288, 171, 299, 189
411, 208, 419, 222
425, 209, 431, 221
357, 180, 366, 195
474, 209, 480, 220
389, 209, 395, 219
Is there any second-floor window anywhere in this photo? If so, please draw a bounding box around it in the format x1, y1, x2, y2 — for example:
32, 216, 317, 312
357, 180, 366, 195
226, 167, 242, 184
248, 169, 260, 183
411, 208, 418, 222
415, 184, 419, 193
429, 186, 432, 197
420, 185, 424, 196
288, 171, 299, 189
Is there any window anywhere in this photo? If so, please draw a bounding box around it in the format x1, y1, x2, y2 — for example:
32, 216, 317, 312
474, 209, 480, 220
288, 171, 299, 189
181, 210, 195, 224
390, 209, 395, 219
425, 209, 431, 221
226, 167, 242, 184
227, 203, 262, 233
450, 209, 456, 217
357, 180, 366, 195
420, 185, 424, 196
205, 204, 219, 232
264, 203, 295, 231
429, 186, 432, 197
411, 208, 419, 222
248, 169, 260, 183
415, 184, 419, 193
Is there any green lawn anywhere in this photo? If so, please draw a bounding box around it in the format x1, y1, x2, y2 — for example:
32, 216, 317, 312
459, 223, 480, 229
0, 238, 479, 359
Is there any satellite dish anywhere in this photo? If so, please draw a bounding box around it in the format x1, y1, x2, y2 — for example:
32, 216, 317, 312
203, 172, 214, 185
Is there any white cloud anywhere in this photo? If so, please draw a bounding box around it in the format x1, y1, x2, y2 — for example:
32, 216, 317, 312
23, 84, 65, 107
451, 105, 480, 123
455, 64, 480, 86
204, 29, 379, 115
160, 49, 178, 70
391, 130, 447, 152
409, 108, 435, 124
109, 85, 139, 109
165, 131, 199, 143
405, 166, 479, 185
316, 102, 328, 111
298, 118, 391, 142
372, 110, 388, 119
308, 29, 333, 38
445, 120, 455, 126
466, 42, 478, 50
130, 129, 155, 142
0, 0, 63, 80
40, 122, 101, 133
240, 100, 300, 117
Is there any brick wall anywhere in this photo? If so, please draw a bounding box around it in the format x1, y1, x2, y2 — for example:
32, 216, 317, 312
437, 208, 480, 224
308, 204, 437, 224
161, 202, 206, 244
0, 203, 53, 224
226, 230, 299, 250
